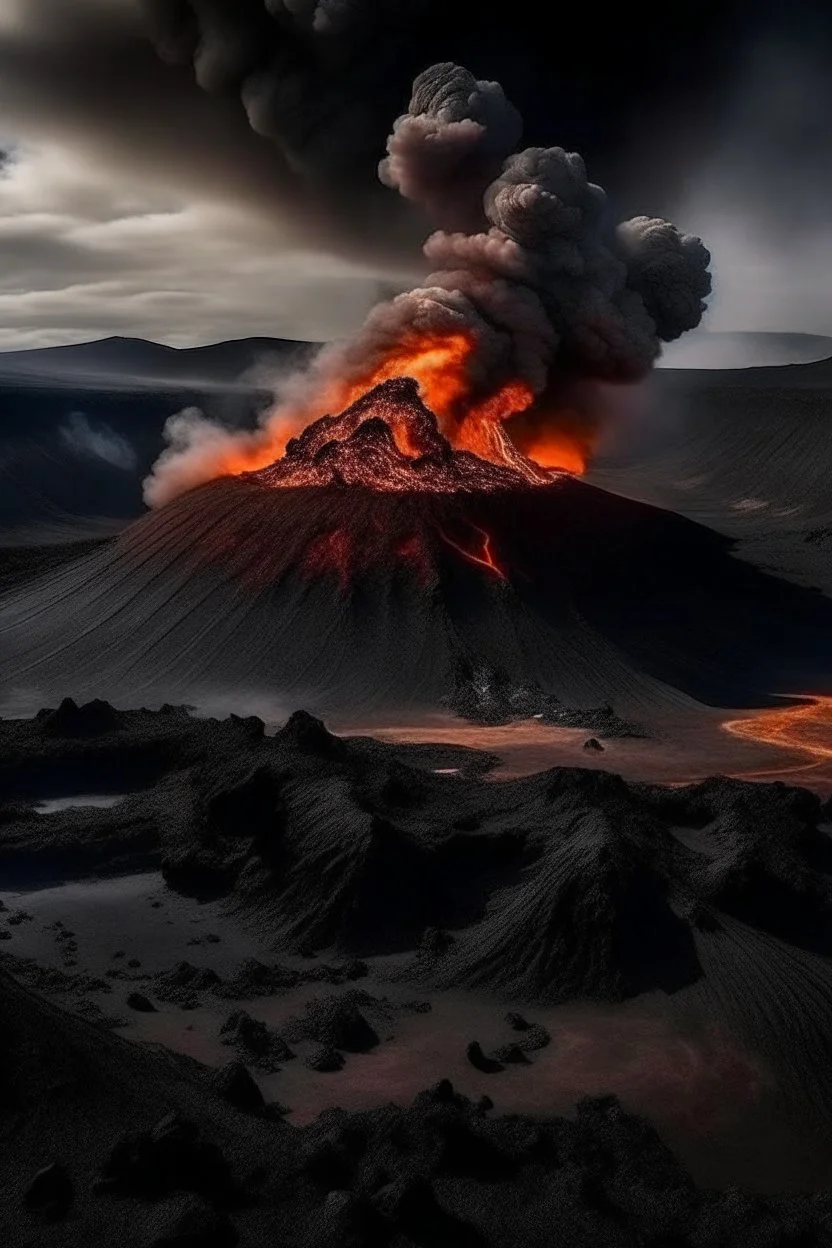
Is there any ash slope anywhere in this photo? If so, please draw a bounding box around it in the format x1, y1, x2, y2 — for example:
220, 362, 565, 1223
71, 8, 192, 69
2, 403, 832, 715
7, 967, 832, 1248
592, 358, 832, 596
5, 702, 832, 1128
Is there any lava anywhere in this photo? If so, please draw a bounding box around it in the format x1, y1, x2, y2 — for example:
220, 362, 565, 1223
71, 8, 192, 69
251, 377, 552, 494
440, 524, 507, 580
173, 330, 588, 490
723, 696, 832, 763
281, 330, 540, 468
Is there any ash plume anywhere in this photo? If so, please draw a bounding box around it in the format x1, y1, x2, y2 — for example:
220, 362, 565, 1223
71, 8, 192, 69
144, 62, 711, 506
305, 64, 711, 407
379, 63, 523, 230
139, 0, 431, 179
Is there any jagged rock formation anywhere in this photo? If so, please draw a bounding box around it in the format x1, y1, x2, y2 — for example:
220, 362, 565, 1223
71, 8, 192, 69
4, 702, 832, 1133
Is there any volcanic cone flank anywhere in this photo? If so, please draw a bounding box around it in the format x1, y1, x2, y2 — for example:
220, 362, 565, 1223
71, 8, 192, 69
2, 380, 832, 715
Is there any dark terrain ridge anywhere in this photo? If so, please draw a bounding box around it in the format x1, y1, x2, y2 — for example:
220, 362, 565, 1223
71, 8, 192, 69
4, 703, 832, 1117
4, 701, 832, 1242
8, 959, 832, 1248
0, 335, 314, 535
3, 701, 832, 1242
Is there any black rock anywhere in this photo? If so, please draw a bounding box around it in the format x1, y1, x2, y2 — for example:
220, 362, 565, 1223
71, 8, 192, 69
492, 1042, 530, 1064
518, 1023, 551, 1052
24, 1161, 73, 1220
283, 993, 379, 1053
305, 1045, 345, 1072
583, 738, 605, 752
155, 961, 222, 1004
210, 1062, 264, 1114
466, 1041, 504, 1073
127, 991, 157, 1012
219, 1010, 294, 1071
37, 697, 119, 738
98, 1113, 234, 1202
505, 1012, 529, 1031
274, 710, 347, 759
141, 1192, 236, 1247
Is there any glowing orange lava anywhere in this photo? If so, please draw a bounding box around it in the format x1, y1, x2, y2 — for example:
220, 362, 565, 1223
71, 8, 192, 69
723, 696, 832, 763
440, 524, 507, 580
198, 330, 590, 486
509, 406, 598, 475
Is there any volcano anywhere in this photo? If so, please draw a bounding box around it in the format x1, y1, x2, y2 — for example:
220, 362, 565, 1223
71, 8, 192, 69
1, 377, 832, 718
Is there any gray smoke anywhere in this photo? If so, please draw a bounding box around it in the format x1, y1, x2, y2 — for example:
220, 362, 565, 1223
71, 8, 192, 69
144, 62, 712, 504
308, 63, 712, 399
60, 413, 138, 472
379, 63, 522, 230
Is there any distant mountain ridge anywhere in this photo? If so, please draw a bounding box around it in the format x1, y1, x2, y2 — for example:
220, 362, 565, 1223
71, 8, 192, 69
0, 335, 317, 390
659, 331, 832, 371
2, 330, 831, 389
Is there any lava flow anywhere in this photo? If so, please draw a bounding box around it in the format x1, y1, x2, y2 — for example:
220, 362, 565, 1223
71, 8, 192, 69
171, 330, 592, 494
251, 376, 553, 493
723, 696, 832, 763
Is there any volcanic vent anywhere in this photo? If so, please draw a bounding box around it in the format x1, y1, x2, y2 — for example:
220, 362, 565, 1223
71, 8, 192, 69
250, 377, 552, 493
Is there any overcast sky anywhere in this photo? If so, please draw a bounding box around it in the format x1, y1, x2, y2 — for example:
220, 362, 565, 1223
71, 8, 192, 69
0, 137, 399, 350
0, 0, 828, 352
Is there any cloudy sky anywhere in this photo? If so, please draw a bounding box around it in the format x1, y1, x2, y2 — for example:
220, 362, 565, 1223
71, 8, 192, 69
0, 138, 400, 350
0, 0, 828, 352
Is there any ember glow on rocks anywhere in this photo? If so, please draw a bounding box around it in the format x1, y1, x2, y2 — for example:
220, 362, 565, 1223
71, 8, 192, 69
250, 377, 550, 493
143, 63, 711, 508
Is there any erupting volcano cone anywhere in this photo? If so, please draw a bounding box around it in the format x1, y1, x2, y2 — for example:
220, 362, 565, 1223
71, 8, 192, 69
1, 378, 831, 717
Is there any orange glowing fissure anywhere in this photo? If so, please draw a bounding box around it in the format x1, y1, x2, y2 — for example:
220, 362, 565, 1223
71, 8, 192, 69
206, 330, 590, 482
440, 524, 507, 580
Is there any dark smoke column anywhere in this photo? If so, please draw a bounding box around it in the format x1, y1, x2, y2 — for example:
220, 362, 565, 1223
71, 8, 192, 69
142, 56, 712, 506
312, 62, 712, 403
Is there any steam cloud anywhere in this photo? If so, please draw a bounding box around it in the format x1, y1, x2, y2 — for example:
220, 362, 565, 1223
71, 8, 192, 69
144, 62, 711, 506
60, 413, 138, 472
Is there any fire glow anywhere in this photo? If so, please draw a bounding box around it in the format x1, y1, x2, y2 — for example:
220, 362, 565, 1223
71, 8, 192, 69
195, 330, 592, 488
723, 696, 832, 764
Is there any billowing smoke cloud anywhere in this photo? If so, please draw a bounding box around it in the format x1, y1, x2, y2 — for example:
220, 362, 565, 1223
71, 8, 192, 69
59, 412, 138, 471
295, 65, 711, 395
379, 63, 522, 230
144, 406, 246, 507
144, 62, 711, 505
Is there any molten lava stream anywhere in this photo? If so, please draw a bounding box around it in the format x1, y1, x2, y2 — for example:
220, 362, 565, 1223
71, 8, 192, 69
722, 696, 832, 779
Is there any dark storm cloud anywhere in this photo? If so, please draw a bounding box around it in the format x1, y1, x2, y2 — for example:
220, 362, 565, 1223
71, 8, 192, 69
0, 0, 421, 264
